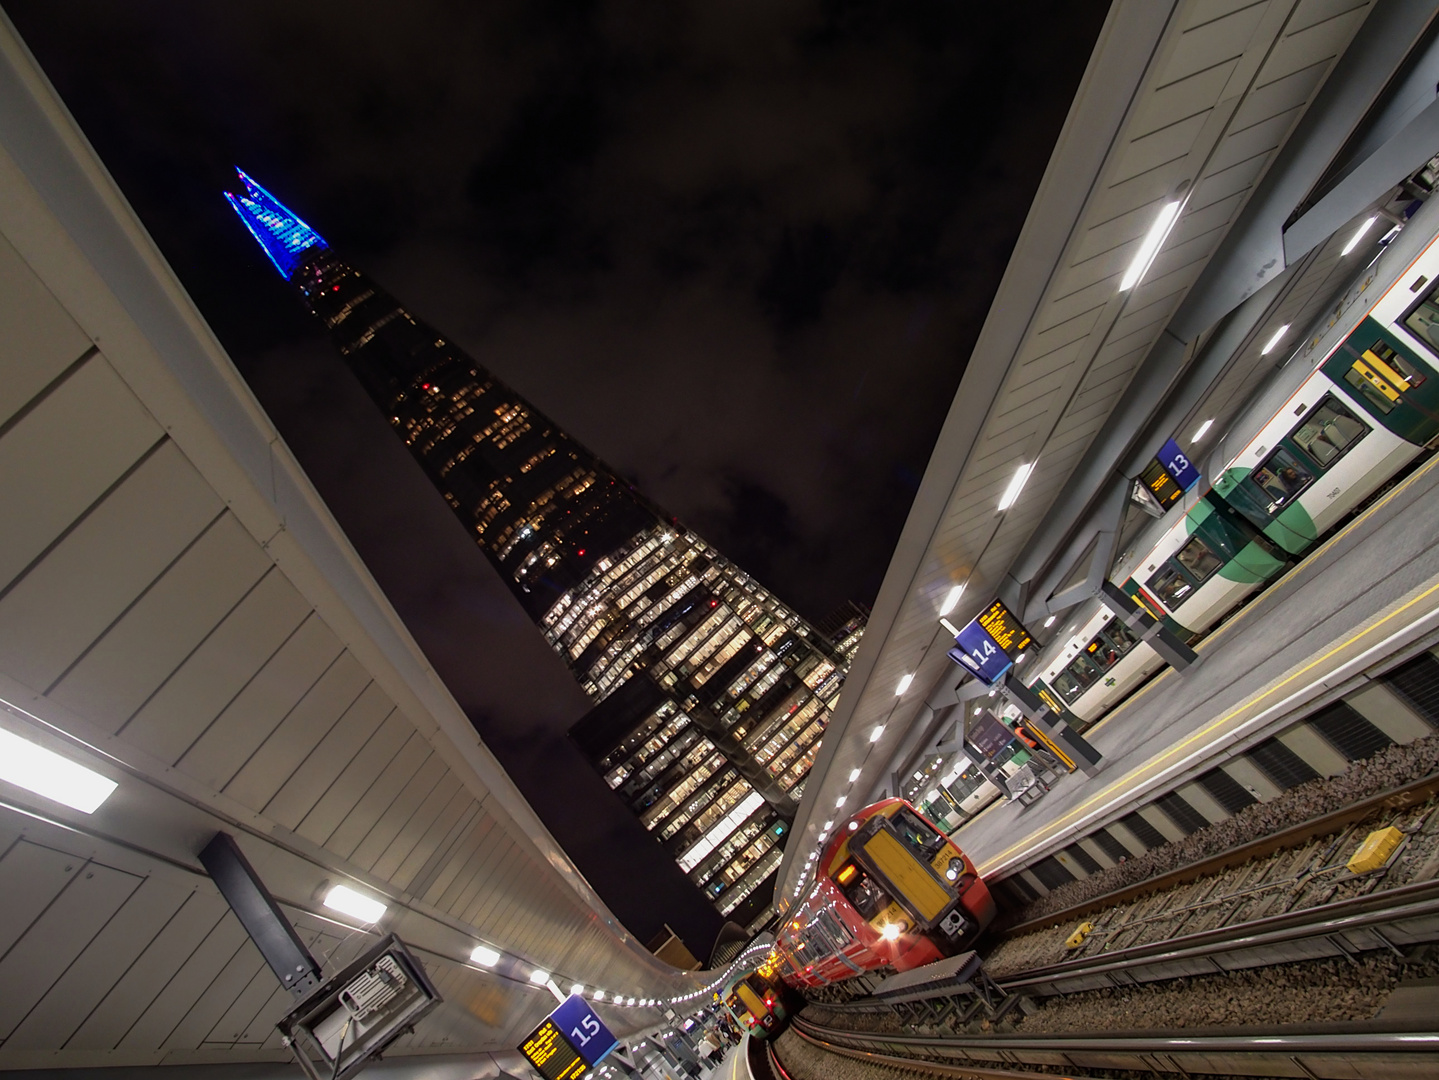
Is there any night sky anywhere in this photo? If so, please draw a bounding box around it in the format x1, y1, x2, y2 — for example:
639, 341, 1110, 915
8, 0, 1107, 951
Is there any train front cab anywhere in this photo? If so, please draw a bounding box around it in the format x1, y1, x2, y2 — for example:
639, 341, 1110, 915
829, 800, 994, 965
723, 966, 786, 1039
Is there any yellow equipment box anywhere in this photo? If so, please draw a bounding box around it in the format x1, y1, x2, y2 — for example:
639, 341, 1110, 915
1064, 922, 1094, 950
1347, 826, 1404, 874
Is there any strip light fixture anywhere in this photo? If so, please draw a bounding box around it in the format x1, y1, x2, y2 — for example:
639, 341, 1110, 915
1119, 200, 1183, 291
998, 462, 1034, 511
0, 726, 117, 814
939, 584, 965, 616
1191, 418, 1214, 442
895, 673, 915, 695
1260, 324, 1290, 355
1341, 215, 1377, 256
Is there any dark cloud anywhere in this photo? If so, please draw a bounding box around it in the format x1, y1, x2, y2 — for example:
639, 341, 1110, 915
6, 0, 1108, 945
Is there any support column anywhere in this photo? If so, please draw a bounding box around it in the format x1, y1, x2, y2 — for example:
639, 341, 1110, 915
1100, 580, 1198, 671
1000, 675, 1103, 777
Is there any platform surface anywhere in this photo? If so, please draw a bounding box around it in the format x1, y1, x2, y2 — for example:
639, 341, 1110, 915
955, 453, 1439, 878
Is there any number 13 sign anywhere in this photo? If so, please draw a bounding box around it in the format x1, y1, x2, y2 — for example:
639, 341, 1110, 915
1155, 438, 1201, 492
551, 995, 619, 1066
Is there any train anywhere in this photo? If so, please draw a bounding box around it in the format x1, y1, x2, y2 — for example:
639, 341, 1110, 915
720, 950, 790, 1038
1029, 203, 1439, 726
773, 799, 994, 990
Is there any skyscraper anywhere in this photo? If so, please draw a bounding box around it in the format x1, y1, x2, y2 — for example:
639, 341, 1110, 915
225, 169, 860, 924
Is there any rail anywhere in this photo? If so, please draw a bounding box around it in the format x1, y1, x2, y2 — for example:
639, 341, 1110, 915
999, 767, 1439, 936
785, 1013, 1439, 1079
999, 875, 1439, 997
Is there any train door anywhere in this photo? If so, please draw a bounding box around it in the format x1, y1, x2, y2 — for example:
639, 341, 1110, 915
1327, 316, 1439, 444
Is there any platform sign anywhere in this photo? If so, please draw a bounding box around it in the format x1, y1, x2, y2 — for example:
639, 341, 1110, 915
947, 599, 1033, 685
520, 996, 618, 1080
1155, 438, 1201, 493
551, 994, 618, 1066
948, 620, 1011, 685
966, 712, 1016, 761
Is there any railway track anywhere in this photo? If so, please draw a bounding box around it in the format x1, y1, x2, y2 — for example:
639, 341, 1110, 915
986, 779, 1439, 985
771, 774, 1439, 1077
774, 1015, 1439, 1080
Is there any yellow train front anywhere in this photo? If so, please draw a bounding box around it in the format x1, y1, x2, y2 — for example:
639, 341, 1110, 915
721, 955, 789, 1038
777, 799, 995, 989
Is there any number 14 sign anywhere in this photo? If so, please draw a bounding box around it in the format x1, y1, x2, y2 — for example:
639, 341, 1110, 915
551, 994, 619, 1065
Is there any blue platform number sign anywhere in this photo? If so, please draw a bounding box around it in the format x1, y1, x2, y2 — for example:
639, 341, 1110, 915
948, 620, 1013, 686
1155, 438, 1201, 492
551, 994, 618, 1066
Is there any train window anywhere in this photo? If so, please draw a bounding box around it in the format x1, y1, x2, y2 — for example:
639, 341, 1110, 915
893, 808, 946, 859
1052, 669, 1085, 703
1249, 447, 1314, 513
1404, 284, 1439, 357
1174, 535, 1223, 584
1105, 617, 1138, 652
1085, 639, 1114, 670
837, 864, 891, 920
1291, 396, 1367, 468
1068, 651, 1102, 687
1147, 564, 1192, 608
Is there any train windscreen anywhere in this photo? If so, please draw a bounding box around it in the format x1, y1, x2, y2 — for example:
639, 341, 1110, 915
893, 807, 947, 860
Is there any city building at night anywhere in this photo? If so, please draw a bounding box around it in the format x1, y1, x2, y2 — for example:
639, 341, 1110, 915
225, 169, 862, 923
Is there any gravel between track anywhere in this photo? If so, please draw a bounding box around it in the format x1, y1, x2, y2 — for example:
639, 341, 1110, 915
1004, 733, 1439, 926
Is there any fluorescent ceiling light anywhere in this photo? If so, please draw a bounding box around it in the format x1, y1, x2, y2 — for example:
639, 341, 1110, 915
848, 768, 862, 782
0, 727, 117, 814
939, 584, 965, 616
1191, 418, 1213, 442
572, 984, 585, 996
529, 969, 552, 985
470, 944, 501, 967
1043, 615, 1056, 628
895, 673, 914, 695
822, 820, 833, 830
594, 990, 606, 1001
998, 463, 1033, 511
1260, 324, 1289, 355
1342, 215, 1377, 256
323, 884, 387, 924
1119, 200, 1182, 291
870, 725, 885, 743
835, 795, 847, 807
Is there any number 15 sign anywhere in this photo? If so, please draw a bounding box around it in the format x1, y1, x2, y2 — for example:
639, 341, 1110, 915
519, 993, 619, 1080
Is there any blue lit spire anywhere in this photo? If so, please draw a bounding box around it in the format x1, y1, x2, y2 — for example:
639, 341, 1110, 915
224, 168, 327, 279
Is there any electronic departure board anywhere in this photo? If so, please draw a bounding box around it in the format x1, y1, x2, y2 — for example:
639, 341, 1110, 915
1138, 458, 1182, 509
977, 600, 1032, 659
520, 1019, 589, 1080
519, 995, 618, 1080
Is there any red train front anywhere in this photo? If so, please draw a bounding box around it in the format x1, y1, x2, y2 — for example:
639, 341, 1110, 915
775, 799, 995, 989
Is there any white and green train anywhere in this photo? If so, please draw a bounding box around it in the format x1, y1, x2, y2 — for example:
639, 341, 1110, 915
1030, 207, 1439, 725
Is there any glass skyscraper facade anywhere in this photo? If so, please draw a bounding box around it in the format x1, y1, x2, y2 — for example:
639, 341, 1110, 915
225, 170, 861, 923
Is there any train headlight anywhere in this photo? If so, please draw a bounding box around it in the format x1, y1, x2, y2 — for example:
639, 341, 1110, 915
880, 923, 903, 941
945, 857, 963, 882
